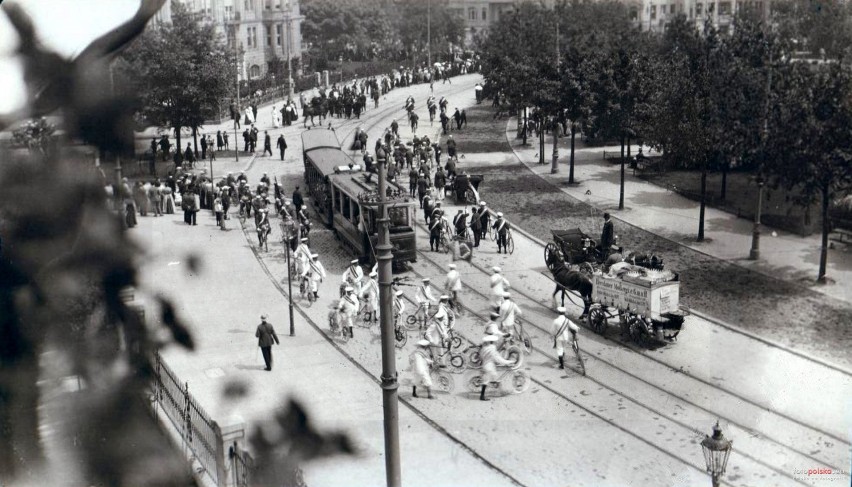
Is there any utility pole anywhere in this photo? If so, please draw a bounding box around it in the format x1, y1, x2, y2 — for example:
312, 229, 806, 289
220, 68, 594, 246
109, 62, 122, 196
551, 19, 560, 174
377, 158, 401, 487
750, 49, 772, 260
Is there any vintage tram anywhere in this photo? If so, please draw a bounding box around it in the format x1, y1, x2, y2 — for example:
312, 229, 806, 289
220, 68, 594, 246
302, 129, 418, 265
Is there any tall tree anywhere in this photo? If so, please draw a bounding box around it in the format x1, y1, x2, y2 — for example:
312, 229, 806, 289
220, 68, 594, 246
117, 1, 235, 159
766, 61, 852, 282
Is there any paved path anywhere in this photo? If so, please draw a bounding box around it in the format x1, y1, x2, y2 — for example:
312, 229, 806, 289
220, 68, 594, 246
504, 123, 852, 303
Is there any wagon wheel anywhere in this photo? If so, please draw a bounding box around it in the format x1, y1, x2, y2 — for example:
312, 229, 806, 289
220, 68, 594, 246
628, 315, 649, 345
587, 307, 607, 335
544, 243, 561, 272
464, 188, 477, 204
578, 262, 595, 278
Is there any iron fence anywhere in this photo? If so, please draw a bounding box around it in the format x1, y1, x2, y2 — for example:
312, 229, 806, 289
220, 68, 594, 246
153, 351, 221, 486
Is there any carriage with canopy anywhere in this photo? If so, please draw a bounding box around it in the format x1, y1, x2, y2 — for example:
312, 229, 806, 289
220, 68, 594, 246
544, 228, 605, 277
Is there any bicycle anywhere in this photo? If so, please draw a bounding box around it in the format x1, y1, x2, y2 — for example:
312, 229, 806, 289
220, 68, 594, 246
357, 302, 377, 328
464, 342, 523, 369
426, 337, 465, 371
404, 302, 433, 331
506, 229, 515, 255
572, 336, 586, 376
467, 363, 530, 395
400, 361, 454, 394
327, 310, 351, 343
511, 320, 532, 354
299, 275, 315, 307
257, 223, 271, 252
393, 314, 408, 349
446, 291, 463, 315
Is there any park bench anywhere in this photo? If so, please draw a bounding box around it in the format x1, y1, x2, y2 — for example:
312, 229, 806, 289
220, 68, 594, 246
633, 156, 665, 175
830, 218, 852, 243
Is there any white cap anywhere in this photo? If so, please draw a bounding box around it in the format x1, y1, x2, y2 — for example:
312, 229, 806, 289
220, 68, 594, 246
497, 212, 503, 217
417, 339, 431, 347
556, 307, 566, 313
395, 290, 404, 296
448, 264, 456, 269
345, 286, 354, 292
503, 292, 511, 298
440, 295, 449, 301
369, 271, 377, 277
479, 201, 486, 206
492, 266, 501, 273
301, 238, 308, 242
482, 335, 498, 343
350, 259, 359, 264
311, 253, 319, 258
422, 278, 430, 282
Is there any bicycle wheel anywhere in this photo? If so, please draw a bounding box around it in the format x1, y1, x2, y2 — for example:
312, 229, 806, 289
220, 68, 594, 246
404, 314, 420, 331
394, 328, 408, 349
520, 329, 533, 354
467, 373, 484, 392
503, 345, 522, 368
449, 353, 465, 371
573, 340, 586, 376
466, 347, 482, 369
509, 370, 531, 393
489, 227, 496, 241
432, 371, 454, 393
507, 236, 515, 254
449, 335, 463, 351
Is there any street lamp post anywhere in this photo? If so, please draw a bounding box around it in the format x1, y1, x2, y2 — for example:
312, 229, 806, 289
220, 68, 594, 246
282, 217, 297, 336
749, 177, 765, 260
701, 422, 733, 487
551, 20, 559, 174
286, 17, 294, 98
427, 0, 431, 67
235, 39, 241, 163
376, 158, 401, 487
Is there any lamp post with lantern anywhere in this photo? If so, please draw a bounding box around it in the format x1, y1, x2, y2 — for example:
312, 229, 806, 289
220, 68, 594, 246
280, 215, 299, 336
749, 176, 765, 260
701, 421, 733, 487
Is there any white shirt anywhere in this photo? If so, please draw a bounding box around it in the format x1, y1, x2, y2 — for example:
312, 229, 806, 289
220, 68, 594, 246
415, 284, 436, 305
342, 265, 364, 286
498, 299, 521, 328
552, 316, 579, 342
393, 296, 406, 316
337, 293, 359, 316
490, 274, 509, 297
305, 259, 326, 281
445, 270, 462, 292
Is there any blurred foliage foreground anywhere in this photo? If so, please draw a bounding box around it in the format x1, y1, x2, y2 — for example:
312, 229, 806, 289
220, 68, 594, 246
0, 1, 352, 486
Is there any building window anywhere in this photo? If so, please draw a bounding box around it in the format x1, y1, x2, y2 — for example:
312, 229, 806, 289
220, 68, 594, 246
249, 65, 261, 79
696, 3, 703, 15
629, 8, 638, 20
265, 0, 272, 9
252, 27, 258, 47
266, 25, 272, 46
720, 2, 731, 14
482, 8, 487, 21
276, 24, 283, 46
468, 8, 476, 20
246, 27, 252, 47
650, 5, 656, 20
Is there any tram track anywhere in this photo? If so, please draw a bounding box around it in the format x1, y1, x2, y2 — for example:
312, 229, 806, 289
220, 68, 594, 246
407, 247, 831, 486
409, 214, 850, 463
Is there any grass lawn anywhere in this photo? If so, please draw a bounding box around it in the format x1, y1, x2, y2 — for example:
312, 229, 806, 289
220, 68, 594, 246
451, 105, 852, 368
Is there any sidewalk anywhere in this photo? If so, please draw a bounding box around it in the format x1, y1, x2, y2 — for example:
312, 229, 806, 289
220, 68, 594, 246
505, 121, 852, 304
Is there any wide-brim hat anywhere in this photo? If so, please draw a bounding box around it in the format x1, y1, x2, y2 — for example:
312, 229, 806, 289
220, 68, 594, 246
395, 290, 404, 296
497, 212, 504, 217
345, 286, 354, 292
311, 253, 319, 258
492, 266, 501, 273
448, 264, 456, 269
422, 278, 430, 282
260, 314, 268, 320
439, 295, 449, 301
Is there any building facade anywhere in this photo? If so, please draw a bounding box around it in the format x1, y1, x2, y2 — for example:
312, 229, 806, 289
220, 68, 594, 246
153, 0, 303, 80
629, 0, 773, 33
447, 0, 517, 45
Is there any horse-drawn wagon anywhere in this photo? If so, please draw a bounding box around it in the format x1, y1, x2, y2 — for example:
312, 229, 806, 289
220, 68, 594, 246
544, 228, 604, 277
586, 269, 688, 346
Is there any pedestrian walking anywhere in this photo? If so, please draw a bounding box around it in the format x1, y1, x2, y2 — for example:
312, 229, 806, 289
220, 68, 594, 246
360, 271, 379, 323
223, 131, 230, 150
498, 292, 522, 336
200, 134, 208, 160
263, 131, 273, 157
303, 253, 326, 299
214, 195, 224, 228
255, 315, 280, 371
337, 287, 360, 338
445, 263, 462, 310
409, 339, 434, 399
600, 212, 614, 258
552, 307, 579, 370
277, 134, 287, 161
216, 130, 224, 151
478, 202, 490, 241
292, 186, 304, 214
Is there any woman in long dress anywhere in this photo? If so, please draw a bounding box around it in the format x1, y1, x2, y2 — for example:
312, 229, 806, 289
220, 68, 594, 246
161, 184, 175, 214
272, 105, 280, 128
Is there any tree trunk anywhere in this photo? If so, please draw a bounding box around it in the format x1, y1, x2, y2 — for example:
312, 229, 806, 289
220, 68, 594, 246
721, 162, 728, 201
818, 183, 830, 283
192, 127, 199, 158
522, 107, 528, 146
175, 126, 182, 164
568, 123, 576, 184
618, 134, 625, 210
538, 112, 545, 165
0, 355, 42, 479
698, 167, 707, 241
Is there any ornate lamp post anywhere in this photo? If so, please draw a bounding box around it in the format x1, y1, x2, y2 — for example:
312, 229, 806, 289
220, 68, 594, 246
749, 176, 765, 260
701, 422, 733, 487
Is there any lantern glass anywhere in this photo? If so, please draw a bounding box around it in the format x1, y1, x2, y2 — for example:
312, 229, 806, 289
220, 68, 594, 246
701, 422, 733, 477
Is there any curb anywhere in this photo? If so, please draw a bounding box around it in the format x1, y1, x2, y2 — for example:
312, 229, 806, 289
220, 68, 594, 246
688, 309, 852, 376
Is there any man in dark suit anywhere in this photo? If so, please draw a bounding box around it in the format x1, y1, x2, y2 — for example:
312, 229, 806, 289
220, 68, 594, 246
263, 131, 273, 157
277, 134, 287, 161
292, 186, 304, 214
255, 315, 280, 371
600, 212, 614, 257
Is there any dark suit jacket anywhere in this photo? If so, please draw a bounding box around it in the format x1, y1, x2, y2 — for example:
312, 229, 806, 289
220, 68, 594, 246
601, 220, 614, 248
256, 322, 279, 348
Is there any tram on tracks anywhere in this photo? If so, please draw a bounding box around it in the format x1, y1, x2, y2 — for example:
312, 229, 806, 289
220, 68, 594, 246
302, 128, 418, 265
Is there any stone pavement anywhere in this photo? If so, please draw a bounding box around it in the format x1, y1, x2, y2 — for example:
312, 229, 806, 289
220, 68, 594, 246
503, 122, 851, 304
